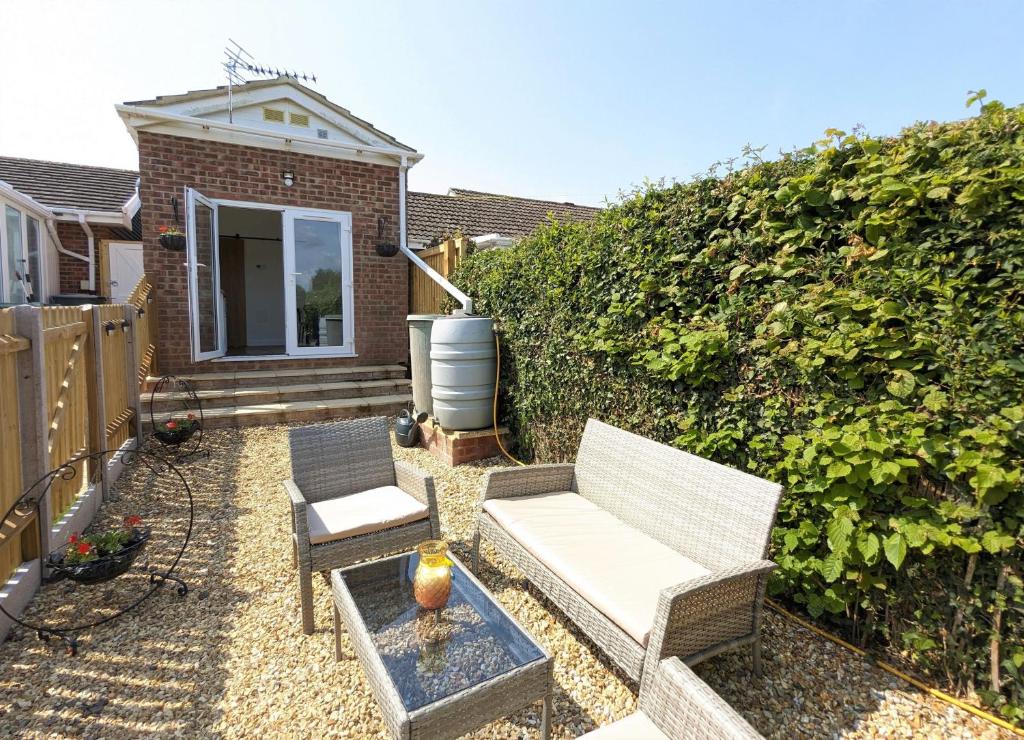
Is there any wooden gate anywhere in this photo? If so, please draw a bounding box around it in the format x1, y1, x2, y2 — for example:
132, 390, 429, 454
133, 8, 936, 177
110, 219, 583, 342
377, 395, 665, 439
41, 307, 91, 520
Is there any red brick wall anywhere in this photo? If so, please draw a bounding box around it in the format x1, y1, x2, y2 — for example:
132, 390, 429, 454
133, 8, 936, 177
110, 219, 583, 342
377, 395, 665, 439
137, 131, 409, 374
54, 222, 125, 295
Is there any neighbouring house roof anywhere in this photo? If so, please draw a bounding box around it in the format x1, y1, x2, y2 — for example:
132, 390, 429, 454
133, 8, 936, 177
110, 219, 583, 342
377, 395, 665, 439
0, 156, 138, 214
407, 188, 602, 244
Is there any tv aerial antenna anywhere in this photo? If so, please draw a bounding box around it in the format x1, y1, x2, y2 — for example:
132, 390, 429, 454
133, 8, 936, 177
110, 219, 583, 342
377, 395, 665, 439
222, 40, 319, 122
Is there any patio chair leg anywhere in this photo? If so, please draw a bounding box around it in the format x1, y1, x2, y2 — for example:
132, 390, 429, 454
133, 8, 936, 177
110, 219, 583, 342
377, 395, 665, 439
333, 605, 344, 661
291, 539, 297, 569
472, 530, 481, 573
752, 637, 762, 677
540, 691, 551, 739
298, 561, 315, 635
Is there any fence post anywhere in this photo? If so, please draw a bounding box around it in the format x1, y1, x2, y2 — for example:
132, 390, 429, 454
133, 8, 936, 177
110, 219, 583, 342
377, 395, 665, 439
85, 306, 108, 501
13, 305, 50, 558
124, 304, 143, 448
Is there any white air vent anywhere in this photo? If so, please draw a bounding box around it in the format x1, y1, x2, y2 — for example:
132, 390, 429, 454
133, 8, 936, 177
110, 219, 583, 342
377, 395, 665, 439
262, 107, 285, 123
289, 112, 310, 127
317, 129, 329, 139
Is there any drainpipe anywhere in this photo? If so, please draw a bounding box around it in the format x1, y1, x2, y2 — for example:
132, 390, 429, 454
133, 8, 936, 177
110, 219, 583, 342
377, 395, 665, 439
77, 214, 96, 292
47, 220, 90, 266
397, 155, 473, 315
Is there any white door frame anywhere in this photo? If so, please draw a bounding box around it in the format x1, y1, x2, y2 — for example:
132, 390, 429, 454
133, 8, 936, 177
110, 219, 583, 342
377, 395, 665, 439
283, 207, 355, 356
186, 188, 226, 361
189, 198, 356, 360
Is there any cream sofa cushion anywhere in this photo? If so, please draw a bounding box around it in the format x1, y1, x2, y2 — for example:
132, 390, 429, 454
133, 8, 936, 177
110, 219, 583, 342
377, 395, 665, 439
581, 712, 666, 739
483, 492, 710, 645
307, 486, 428, 545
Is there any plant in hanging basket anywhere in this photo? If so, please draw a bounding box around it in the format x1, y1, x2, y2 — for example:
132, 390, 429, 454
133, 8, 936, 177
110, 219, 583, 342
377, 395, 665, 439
158, 225, 186, 251
48, 516, 151, 585
154, 414, 200, 445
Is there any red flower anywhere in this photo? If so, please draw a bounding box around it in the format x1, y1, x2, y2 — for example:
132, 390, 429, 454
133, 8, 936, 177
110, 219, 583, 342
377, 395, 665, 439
166, 421, 177, 430
124, 515, 142, 527
77, 543, 92, 555
69, 533, 79, 544
159, 225, 169, 234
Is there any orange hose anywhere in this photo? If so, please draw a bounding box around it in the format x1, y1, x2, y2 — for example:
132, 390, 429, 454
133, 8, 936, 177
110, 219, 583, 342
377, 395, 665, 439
766, 599, 1023, 736
493, 333, 525, 466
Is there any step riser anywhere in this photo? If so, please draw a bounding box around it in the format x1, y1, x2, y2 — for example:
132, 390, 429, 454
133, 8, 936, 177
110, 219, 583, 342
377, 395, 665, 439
149, 381, 411, 411
144, 396, 412, 430
143, 366, 407, 392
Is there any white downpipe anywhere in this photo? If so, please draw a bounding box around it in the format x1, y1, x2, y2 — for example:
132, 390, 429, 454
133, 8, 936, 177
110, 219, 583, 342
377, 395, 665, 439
398, 156, 473, 315
46, 220, 88, 264
77, 214, 96, 292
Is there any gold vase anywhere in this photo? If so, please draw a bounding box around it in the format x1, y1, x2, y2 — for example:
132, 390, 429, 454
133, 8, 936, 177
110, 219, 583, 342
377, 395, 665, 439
413, 540, 452, 610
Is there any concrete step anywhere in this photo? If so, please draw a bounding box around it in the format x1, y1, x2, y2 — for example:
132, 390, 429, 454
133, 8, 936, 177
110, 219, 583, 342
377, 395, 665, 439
146, 393, 412, 430
144, 364, 407, 392
148, 378, 411, 412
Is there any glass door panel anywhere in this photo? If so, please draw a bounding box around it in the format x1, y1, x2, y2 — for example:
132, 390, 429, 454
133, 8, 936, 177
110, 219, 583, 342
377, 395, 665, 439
284, 210, 353, 355
26, 217, 41, 302
4, 206, 27, 304
186, 189, 225, 361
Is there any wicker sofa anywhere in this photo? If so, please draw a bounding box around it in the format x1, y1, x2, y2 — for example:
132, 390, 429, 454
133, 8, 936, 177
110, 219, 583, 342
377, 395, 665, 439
582, 656, 762, 739
473, 418, 782, 692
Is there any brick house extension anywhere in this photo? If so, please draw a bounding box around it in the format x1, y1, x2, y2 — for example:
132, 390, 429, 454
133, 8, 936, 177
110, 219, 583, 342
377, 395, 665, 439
117, 77, 422, 378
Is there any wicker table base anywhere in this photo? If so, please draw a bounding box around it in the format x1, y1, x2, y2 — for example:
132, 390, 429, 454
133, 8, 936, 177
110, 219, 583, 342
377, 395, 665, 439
332, 551, 552, 739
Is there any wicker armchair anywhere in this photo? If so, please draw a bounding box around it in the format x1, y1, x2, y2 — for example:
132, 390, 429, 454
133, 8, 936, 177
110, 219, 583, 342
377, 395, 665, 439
473, 418, 782, 693
582, 657, 762, 739
284, 417, 440, 634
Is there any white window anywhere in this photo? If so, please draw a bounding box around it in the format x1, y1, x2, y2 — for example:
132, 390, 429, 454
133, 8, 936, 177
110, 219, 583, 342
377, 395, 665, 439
0, 199, 47, 304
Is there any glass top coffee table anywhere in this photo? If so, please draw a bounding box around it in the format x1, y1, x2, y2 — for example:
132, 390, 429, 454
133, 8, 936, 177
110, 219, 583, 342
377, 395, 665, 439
331, 550, 552, 739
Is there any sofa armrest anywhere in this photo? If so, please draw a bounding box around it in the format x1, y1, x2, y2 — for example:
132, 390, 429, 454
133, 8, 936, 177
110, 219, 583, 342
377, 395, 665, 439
480, 463, 576, 503
641, 657, 762, 739
642, 560, 776, 690
394, 459, 441, 537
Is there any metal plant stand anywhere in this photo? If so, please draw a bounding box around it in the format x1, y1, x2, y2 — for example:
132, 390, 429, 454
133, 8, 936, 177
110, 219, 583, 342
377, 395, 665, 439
148, 375, 208, 461
0, 448, 193, 656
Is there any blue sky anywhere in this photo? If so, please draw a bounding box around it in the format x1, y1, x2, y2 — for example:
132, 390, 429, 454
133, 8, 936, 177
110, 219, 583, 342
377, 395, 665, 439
1, 1, 1021, 206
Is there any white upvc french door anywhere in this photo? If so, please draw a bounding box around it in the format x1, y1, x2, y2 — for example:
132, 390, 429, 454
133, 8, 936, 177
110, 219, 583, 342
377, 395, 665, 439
283, 208, 354, 356
186, 188, 226, 361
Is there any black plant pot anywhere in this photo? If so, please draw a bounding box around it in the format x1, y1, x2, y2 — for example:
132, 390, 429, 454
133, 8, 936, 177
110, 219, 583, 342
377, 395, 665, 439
159, 233, 186, 251
376, 243, 400, 257
154, 423, 199, 446
48, 528, 151, 585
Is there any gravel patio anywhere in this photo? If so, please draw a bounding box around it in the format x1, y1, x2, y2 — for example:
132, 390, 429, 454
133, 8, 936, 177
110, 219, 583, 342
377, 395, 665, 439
0, 424, 1011, 738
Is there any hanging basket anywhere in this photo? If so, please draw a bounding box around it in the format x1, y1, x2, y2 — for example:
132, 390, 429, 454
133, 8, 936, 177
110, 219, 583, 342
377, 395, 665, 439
159, 233, 186, 251
154, 421, 200, 446
47, 527, 151, 586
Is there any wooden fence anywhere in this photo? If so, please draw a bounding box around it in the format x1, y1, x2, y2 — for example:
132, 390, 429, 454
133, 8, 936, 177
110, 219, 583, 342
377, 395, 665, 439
409, 237, 469, 314
0, 276, 156, 591
0, 310, 34, 585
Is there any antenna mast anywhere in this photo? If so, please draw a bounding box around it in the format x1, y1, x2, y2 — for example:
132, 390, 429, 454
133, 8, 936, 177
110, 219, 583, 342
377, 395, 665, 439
222, 40, 319, 123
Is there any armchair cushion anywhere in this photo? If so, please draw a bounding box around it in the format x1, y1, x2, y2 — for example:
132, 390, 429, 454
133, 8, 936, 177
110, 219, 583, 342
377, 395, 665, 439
307, 486, 429, 545
483, 492, 709, 645
582, 712, 665, 739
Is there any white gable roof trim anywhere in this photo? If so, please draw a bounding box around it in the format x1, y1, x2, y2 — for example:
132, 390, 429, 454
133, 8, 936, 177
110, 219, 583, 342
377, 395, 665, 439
117, 81, 422, 168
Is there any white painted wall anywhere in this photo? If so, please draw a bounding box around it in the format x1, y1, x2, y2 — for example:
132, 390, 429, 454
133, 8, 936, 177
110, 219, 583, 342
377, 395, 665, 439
244, 240, 285, 346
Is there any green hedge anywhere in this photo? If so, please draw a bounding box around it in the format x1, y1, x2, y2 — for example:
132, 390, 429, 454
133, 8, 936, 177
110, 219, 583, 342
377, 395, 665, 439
451, 100, 1024, 721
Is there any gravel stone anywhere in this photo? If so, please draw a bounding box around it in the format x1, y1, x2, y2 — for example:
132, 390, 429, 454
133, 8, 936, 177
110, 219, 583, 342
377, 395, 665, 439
0, 424, 1012, 738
